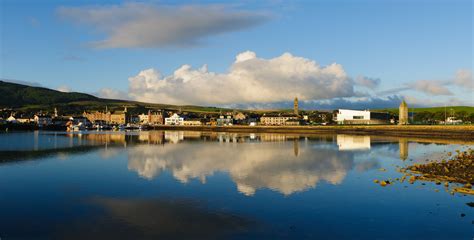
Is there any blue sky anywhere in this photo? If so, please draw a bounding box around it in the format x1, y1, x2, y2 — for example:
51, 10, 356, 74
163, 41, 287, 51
0, 0, 472, 109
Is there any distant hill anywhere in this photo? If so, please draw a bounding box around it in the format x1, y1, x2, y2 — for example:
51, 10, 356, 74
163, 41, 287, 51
376, 106, 474, 114
2, 80, 472, 115
0, 81, 229, 114
0, 80, 99, 106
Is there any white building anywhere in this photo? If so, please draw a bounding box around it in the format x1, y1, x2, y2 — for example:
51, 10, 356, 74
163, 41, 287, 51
445, 117, 463, 125
165, 113, 184, 126
6, 114, 17, 123
335, 109, 390, 125
335, 109, 370, 124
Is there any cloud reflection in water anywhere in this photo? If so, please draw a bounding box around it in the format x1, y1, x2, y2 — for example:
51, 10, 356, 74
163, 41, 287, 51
128, 135, 361, 196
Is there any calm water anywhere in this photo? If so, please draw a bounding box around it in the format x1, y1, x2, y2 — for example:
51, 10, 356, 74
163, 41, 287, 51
0, 131, 472, 239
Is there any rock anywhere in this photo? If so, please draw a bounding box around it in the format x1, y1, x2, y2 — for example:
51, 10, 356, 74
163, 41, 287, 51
444, 182, 449, 187
460, 213, 466, 217
380, 181, 388, 187
379, 168, 386, 172
466, 202, 474, 207
373, 180, 379, 183
464, 183, 472, 189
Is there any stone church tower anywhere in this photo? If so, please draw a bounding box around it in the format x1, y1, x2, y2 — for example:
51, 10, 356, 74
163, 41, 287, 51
294, 97, 299, 115
399, 100, 408, 125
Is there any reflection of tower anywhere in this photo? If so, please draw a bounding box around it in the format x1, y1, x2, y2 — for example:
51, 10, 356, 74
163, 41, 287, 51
399, 100, 408, 125
399, 138, 408, 160
293, 139, 299, 157
294, 97, 299, 115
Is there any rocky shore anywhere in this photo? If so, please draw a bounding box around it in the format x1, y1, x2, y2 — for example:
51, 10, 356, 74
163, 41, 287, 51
403, 149, 474, 195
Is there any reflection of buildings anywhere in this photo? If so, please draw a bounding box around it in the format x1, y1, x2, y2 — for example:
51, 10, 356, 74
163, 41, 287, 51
337, 135, 371, 151
164, 131, 184, 143
399, 138, 409, 160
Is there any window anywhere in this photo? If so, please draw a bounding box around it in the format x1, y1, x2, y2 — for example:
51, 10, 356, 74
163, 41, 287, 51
353, 116, 364, 119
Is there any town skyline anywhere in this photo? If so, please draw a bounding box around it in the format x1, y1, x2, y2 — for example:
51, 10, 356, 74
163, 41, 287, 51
1, 0, 472, 109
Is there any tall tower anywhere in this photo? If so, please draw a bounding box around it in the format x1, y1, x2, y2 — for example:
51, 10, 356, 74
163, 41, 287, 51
399, 100, 408, 125
294, 97, 299, 115
54, 108, 58, 118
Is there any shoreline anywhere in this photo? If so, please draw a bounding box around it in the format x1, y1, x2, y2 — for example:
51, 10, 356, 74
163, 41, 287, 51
152, 125, 474, 139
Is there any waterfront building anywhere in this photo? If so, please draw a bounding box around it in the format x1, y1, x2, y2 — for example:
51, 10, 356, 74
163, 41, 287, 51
139, 110, 163, 125
34, 114, 52, 127
260, 113, 299, 126
399, 100, 409, 125
17, 118, 32, 123
217, 115, 233, 126
83, 107, 129, 124
233, 112, 246, 121
6, 113, 17, 123
445, 117, 462, 125
285, 119, 301, 126
335, 109, 390, 125
165, 113, 184, 125
110, 107, 128, 124
183, 119, 203, 126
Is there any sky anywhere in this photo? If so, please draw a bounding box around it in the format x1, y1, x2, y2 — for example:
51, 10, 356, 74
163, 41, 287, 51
0, 0, 472, 109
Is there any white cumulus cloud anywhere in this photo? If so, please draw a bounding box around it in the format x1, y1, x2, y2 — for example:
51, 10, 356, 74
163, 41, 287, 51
128, 51, 354, 105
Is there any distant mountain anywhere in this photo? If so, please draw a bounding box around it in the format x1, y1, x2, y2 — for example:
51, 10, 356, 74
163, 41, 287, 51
0, 80, 228, 114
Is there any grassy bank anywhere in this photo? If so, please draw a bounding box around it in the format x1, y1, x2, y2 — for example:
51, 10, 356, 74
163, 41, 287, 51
153, 125, 474, 139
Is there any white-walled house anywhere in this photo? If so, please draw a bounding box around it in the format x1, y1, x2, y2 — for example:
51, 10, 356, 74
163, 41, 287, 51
165, 113, 184, 125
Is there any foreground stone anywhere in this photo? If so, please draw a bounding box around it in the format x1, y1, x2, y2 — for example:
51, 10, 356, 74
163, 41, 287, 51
403, 149, 474, 195
405, 149, 474, 184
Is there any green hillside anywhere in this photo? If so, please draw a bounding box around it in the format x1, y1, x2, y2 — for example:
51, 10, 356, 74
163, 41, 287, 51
0, 80, 99, 107
0, 81, 229, 114
377, 106, 474, 114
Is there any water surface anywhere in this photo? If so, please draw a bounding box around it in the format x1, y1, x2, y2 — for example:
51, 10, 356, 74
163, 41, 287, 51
0, 131, 472, 239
